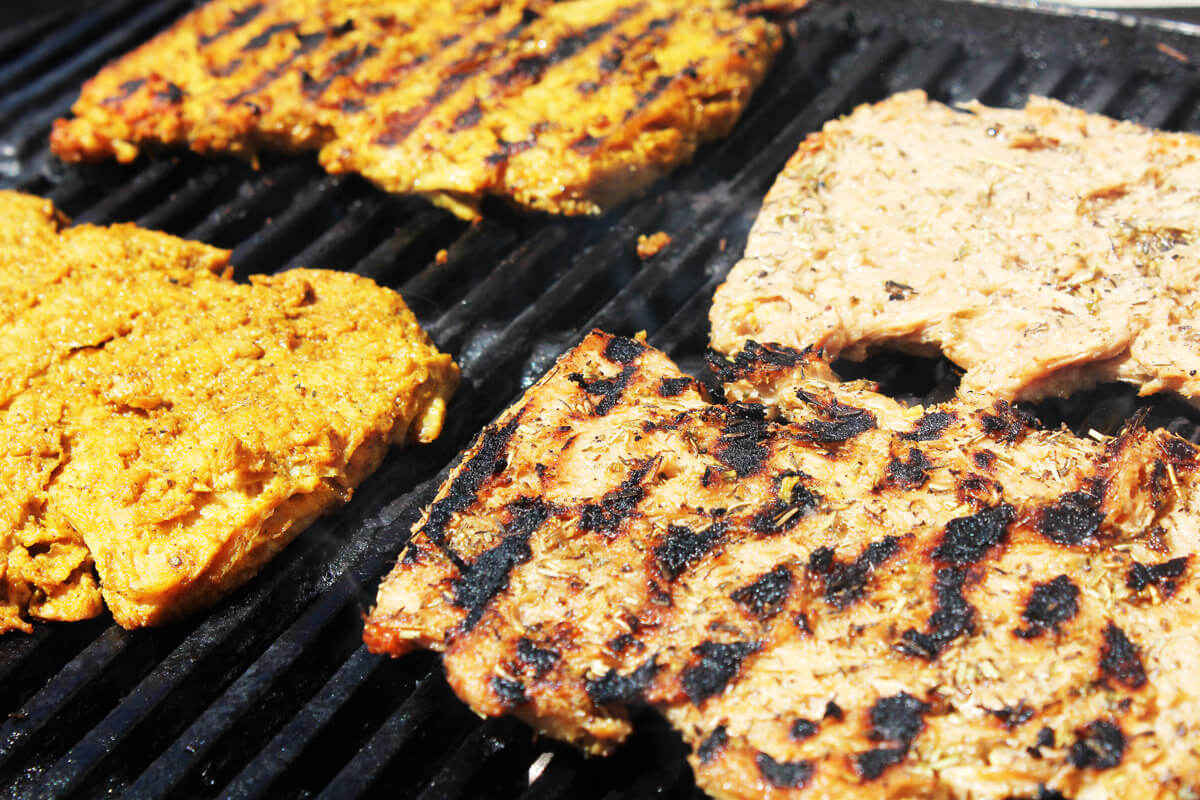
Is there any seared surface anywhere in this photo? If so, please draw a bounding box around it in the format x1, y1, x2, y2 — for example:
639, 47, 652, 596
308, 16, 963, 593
50, 0, 780, 219
366, 330, 1199, 799
711, 90, 1200, 404
0, 191, 458, 632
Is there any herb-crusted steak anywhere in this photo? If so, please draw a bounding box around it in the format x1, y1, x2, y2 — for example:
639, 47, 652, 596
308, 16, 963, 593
0, 191, 458, 632
711, 90, 1200, 404
365, 330, 1199, 798
50, 0, 779, 219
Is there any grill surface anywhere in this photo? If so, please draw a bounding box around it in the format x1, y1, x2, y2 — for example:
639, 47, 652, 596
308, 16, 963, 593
4, 2, 1200, 798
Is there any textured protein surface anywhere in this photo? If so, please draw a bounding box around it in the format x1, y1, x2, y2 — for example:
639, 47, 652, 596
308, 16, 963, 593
711, 90, 1200, 404
366, 330, 1199, 800
50, 0, 780, 219
0, 191, 458, 633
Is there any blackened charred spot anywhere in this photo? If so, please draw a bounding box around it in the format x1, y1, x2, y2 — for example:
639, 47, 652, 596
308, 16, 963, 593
199, 3, 264, 46
579, 459, 654, 537
516, 638, 559, 676
599, 46, 623, 72
899, 567, 975, 659
1039, 490, 1105, 546
586, 658, 658, 706
603, 335, 644, 364
750, 473, 821, 532
756, 753, 814, 789
103, 77, 147, 105
156, 82, 185, 104
810, 537, 901, 609
856, 747, 908, 780
682, 641, 759, 704
296, 30, 326, 53
571, 133, 604, 154
439, 33, 462, 48
452, 99, 483, 131
492, 676, 528, 707
1100, 622, 1146, 689
979, 400, 1034, 443
657, 376, 692, 397
1068, 720, 1125, 770
424, 415, 521, 547
933, 503, 1015, 565
884, 448, 932, 489
989, 702, 1034, 729
1037, 727, 1055, 748
656, 522, 725, 580
484, 136, 536, 165
856, 692, 929, 779
452, 498, 548, 628
811, 534, 897, 609
1016, 575, 1079, 638
1159, 436, 1197, 468
704, 341, 805, 384
824, 700, 844, 721
568, 364, 636, 416
339, 97, 364, 113
1127, 556, 1188, 596
607, 632, 642, 655
242, 22, 297, 51
901, 410, 954, 441
715, 409, 770, 478
731, 565, 793, 618
305, 43, 381, 97
790, 718, 819, 740
795, 391, 876, 443
885, 279, 916, 300
697, 726, 727, 764
870, 692, 929, 743
973, 450, 997, 470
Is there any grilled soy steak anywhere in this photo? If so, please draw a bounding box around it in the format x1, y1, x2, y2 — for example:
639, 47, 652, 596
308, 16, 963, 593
711, 90, 1200, 405
0, 191, 458, 633
50, 0, 780, 219
365, 330, 1199, 799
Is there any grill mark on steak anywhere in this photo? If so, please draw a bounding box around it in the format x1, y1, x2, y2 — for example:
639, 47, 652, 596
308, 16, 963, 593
730, 565, 792, 618
602, 334, 644, 365
424, 413, 523, 552
656, 521, 726, 581
1068, 720, 1126, 770
1100, 622, 1147, 689
756, 753, 814, 789
301, 42, 381, 98
790, 717, 819, 740
1039, 489, 1106, 546
101, 78, 147, 106
932, 503, 1015, 565
242, 21, 297, 51
704, 341, 805, 384
569, 364, 637, 416
1127, 556, 1188, 596
697, 726, 728, 764
492, 675, 529, 707
656, 376, 692, 397
855, 692, 930, 780
579, 458, 656, 537
452, 497, 549, 628
883, 447, 932, 489
809, 536, 901, 609
794, 391, 876, 443
713, 403, 771, 477
682, 640, 759, 704
198, 3, 265, 46
980, 400, 1034, 443
901, 410, 955, 441
492, 7, 639, 91
516, 638, 560, 676
586, 658, 658, 706
899, 567, 975, 659
1016, 575, 1080, 638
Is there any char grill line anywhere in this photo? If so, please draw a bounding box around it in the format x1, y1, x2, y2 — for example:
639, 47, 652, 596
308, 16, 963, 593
3, 1, 1200, 798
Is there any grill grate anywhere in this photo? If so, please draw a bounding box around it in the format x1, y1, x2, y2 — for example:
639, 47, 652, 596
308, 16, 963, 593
4, 2, 1200, 798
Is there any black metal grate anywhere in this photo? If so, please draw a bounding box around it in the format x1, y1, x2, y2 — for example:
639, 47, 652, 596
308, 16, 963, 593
4, 2, 1200, 798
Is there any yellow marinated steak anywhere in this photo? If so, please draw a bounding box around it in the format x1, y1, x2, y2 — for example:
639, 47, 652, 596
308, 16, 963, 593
50, 0, 780, 219
711, 90, 1200, 404
0, 191, 458, 632
365, 330, 1199, 799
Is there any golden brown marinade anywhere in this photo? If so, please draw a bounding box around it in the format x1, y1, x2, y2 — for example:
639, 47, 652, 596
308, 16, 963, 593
51, 0, 781, 218
365, 330, 1199, 799
0, 191, 458, 633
